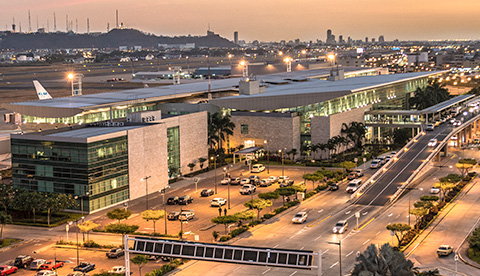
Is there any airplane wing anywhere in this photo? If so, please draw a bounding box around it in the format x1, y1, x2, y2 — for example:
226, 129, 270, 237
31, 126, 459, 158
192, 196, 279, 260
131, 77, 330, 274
33, 80, 53, 100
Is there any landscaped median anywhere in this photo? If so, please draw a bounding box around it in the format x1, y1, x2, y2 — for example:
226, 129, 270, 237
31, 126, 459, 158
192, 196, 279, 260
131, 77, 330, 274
387, 171, 477, 251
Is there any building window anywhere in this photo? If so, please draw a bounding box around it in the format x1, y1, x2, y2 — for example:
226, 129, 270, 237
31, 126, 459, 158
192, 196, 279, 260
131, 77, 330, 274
167, 126, 181, 178
244, 140, 255, 148
241, 124, 248, 134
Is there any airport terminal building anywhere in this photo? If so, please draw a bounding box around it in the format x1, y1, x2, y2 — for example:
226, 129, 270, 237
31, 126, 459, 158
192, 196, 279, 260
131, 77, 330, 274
4, 67, 442, 212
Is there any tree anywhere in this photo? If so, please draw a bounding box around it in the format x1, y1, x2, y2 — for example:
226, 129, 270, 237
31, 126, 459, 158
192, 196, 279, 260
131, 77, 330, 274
287, 148, 298, 160
141, 209, 166, 233
107, 208, 132, 223
212, 230, 219, 241
198, 157, 207, 169
456, 159, 477, 177
131, 255, 148, 276
352, 243, 414, 276
433, 181, 456, 202
468, 226, 480, 252
235, 210, 255, 224
341, 122, 367, 150
340, 161, 356, 172
187, 162, 196, 172
211, 215, 239, 234
409, 208, 428, 228
208, 112, 235, 150
302, 174, 315, 190
78, 220, 100, 240
386, 223, 412, 246
244, 199, 272, 219
393, 128, 412, 146
43, 193, 77, 226
104, 223, 139, 235
258, 192, 279, 211
439, 174, 462, 183
275, 187, 296, 205
0, 211, 12, 239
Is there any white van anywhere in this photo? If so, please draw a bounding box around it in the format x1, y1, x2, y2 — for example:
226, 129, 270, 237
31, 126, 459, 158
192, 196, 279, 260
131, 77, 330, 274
251, 164, 265, 173
346, 179, 362, 193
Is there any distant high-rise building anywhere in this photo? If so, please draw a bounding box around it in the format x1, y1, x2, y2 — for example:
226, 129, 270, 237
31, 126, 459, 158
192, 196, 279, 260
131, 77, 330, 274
371, 38, 375, 43
234, 31, 238, 44
365, 37, 368, 43
326, 29, 336, 45
295, 38, 300, 45
338, 35, 343, 44
12, 17, 15, 32
379, 35, 385, 43
347, 37, 352, 44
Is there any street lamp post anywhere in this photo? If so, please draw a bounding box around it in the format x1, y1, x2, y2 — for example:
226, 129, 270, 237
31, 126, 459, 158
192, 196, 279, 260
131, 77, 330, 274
398, 186, 423, 225
142, 176, 151, 210
223, 167, 232, 209
160, 186, 170, 235
279, 149, 285, 178
74, 192, 90, 217
327, 240, 342, 276
211, 155, 218, 194
72, 217, 84, 266
264, 140, 270, 174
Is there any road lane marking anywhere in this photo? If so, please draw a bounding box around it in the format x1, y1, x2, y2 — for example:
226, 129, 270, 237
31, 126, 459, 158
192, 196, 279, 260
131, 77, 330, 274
322, 249, 329, 255
289, 271, 297, 276
376, 231, 381, 236
184, 188, 191, 192
330, 262, 338, 268
273, 244, 279, 248
346, 251, 354, 257
314, 235, 323, 241
262, 268, 271, 274
363, 239, 371, 245
233, 266, 242, 271
300, 246, 305, 250
307, 215, 331, 228
388, 213, 393, 217
318, 209, 324, 213
362, 212, 368, 215
357, 218, 375, 231
345, 211, 351, 214
395, 214, 400, 218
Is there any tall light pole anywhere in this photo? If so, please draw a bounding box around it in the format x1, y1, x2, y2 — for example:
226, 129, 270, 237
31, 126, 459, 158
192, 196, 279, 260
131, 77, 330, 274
327, 240, 342, 276
264, 140, 270, 174
142, 176, 151, 210
73, 216, 83, 266
74, 192, 89, 217
284, 57, 292, 72
224, 166, 232, 209
67, 73, 83, 96
160, 186, 170, 235
398, 186, 423, 225
279, 149, 285, 177
211, 155, 218, 194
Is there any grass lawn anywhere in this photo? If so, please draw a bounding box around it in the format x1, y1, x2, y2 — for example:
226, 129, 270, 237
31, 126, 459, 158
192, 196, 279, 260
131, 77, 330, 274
468, 248, 480, 264
0, 238, 21, 248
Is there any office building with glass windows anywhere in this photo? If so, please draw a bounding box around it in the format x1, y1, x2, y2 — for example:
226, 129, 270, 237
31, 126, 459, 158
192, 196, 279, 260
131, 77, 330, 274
10, 111, 207, 213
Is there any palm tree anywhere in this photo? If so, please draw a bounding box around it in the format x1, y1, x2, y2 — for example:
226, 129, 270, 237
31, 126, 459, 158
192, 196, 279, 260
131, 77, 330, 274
341, 122, 367, 149
409, 83, 450, 110
208, 112, 235, 151
217, 113, 235, 150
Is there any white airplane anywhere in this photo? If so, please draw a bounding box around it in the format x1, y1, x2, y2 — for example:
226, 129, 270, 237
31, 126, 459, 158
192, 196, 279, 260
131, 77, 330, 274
33, 80, 53, 100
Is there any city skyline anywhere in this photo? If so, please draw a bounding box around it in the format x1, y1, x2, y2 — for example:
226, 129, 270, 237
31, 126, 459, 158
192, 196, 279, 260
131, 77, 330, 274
2, 0, 480, 42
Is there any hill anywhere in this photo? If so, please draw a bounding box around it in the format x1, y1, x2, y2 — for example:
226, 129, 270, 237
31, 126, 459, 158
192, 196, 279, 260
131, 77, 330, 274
0, 28, 237, 50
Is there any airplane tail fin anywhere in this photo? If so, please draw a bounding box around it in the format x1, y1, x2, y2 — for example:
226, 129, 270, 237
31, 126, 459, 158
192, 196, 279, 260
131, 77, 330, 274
33, 80, 53, 100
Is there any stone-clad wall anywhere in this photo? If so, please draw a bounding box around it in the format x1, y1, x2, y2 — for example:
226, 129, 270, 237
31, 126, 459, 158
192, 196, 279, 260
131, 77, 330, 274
230, 112, 300, 152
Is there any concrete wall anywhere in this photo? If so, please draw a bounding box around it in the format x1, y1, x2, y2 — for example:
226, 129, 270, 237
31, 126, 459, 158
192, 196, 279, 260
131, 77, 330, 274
127, 124, 168, 201
311, 105, 369, 145
161, 111, 208, 175
0, 137, 11, 154
230, 112, 300, 152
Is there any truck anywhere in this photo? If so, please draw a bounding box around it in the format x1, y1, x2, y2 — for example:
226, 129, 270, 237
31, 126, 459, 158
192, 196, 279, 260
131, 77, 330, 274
239, 184, 256, 195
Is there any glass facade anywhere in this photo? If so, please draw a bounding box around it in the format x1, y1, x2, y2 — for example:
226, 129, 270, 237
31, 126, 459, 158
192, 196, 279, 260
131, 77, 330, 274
21, 103, 156, 124
167, 126, 181, 178
11, 136, 129, 213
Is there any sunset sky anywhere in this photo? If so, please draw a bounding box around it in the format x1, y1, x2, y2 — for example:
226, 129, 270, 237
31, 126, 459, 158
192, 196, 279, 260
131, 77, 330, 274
2, 0, 480, 42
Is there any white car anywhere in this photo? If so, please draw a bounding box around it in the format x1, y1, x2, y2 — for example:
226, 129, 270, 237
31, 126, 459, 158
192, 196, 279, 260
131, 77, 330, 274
370, 159, 381, 169
211, 198, 227, 207
426, 124, 435, 131
220, 178, 230, 185
292, 212, 308, 224
259, 179, 272, 187
108, 266, 126, 274
251, 164, 266, 173
332, 220, 348, 234
240, 178, 250, 185
35, 271, 57, 276
428, 138, 438, 147
268, 176, 278, 183
278, 176, 290, 183
430, 186, 440, 194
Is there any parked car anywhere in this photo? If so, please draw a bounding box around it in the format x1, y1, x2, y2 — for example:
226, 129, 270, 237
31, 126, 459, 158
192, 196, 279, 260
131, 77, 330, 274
67, 272, 89, 276
220, 178, 230, 185
473, 138, 480, 144
178, 195, 193, 205
279, 179, 294, 187
347, 171, 358, 180
377, 156, 386, 165
430, 186, 440, 194
249, 175, 260, 185
240, 184, 256, 195
428, 138, 438, 147
426, 124, 435, 131
259, 179, 272, 187
108, 266, 126, 274
167, 211, 180, 220
14, 255, 34, 268
268, 176, 278, 183
437, 245, 453, 256
200, 189, 214, 197
39, 260, 64, 270
328, 183, 339, 191
370, 159, 381, 169
211, 198, 227, 207
385, 155, 392, 163
167, 196, 179, 205
278, 176, 290, 184
35, 271, 56, 276
240, 178, 250, 185
73, 262, 95, 273
106, 248, 124, 258
179, 210, 195, 221
332, 220, 348, 234
251, 164, 266, 173
29, 260, 46, 270
292, 212, 308, 224
0, 266, 18, 276
230, 178, 241, 185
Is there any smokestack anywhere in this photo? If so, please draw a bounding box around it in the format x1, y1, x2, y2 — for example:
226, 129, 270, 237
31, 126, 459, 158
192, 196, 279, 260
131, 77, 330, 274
116, 10, 118, 28
12, 17, 16, 32
87, 18, 89, 34
54, 12, 56, 31
66, 15, 68, 32
28, 10, 31, 32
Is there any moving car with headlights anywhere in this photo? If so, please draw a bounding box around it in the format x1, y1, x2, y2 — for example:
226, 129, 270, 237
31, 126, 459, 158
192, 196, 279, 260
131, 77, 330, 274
0, 266, 18, 276
428, 138, 438, 147
211, 198, 227, 207
346, 179, 362, 193
426, 124, 435, 131
437, 245, 453, 256
292, 212, 308, 224
332, 220, 348, 234
430, 186, 440, 194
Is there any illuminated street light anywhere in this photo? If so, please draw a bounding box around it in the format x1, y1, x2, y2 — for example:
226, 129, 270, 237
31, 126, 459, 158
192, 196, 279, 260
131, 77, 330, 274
284, 57, 292, 72
67, 72, 83, 96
